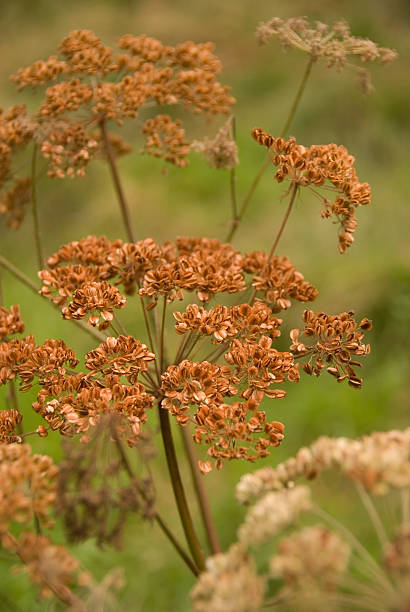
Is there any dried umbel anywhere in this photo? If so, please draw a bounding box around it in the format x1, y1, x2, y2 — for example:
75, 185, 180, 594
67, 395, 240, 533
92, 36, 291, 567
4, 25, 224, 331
290, 309, 371, 389
191, 117, 238, 170
256, 17, 397, 93
56, 416, 155, 548
0, 443, 58, 532
236, 427, 410, 504
0, 304, 25, 339
252, 129, 371, 252
0, 29, 234, 228
191, 543, 266, 612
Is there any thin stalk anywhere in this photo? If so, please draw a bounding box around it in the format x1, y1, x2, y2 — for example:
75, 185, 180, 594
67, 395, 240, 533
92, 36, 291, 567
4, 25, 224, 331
159, 296, 167, 372
226, 56, 313, 242
174, 332, 190, 365
138, 294, 161, 381
31, 144, 44, 269
249, 182, 299, 304
180, 425, 221, 554
355, 482, 389, 548
401, 488, 410, 526
0, 253, 106, 344
100, 119, 136, 243
113, 433, 198, 576
0, 268, 3, 304
158, 402, 206, 571
112, 312, 129, 336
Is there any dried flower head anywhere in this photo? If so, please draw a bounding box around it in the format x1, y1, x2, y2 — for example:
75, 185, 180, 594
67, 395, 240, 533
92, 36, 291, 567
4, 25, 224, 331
290, 309, 371, 388
256, 17, 397, 92
0, 443, 58, 532
252, 129, 371, 252
0, 304, 25, 339
191, 117, 238, 170
238, 485, 312, 546
236, 428, 410, 504
0, 409, 23, 443
191, 543, 266, 612
56, 416, 154, 548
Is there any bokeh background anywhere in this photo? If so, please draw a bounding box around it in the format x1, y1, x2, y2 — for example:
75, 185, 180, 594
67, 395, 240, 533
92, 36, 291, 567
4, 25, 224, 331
0, 0, 409, 609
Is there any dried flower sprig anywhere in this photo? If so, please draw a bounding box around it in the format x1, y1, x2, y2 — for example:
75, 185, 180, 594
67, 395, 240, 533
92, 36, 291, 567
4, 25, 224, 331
256, 17, 397, 93
252, 129, 371, 252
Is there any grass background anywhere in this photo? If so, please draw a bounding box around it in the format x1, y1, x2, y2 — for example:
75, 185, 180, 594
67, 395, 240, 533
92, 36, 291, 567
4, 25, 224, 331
0, 0, 409, 609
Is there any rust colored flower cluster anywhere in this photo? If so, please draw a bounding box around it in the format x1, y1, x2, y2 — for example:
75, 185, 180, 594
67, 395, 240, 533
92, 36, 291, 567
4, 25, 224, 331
161, 334, 298, 470
290, 309, 371, 389
61, 280, 127, 329
174, 302, 282, 343
252, 129, 371, 252
0, 409, 23, 443
0, 30, 234, 227
243, 251, 318, 310
0, 304, 25, 339
0, 443, 58, 532
256, 17, 397, 93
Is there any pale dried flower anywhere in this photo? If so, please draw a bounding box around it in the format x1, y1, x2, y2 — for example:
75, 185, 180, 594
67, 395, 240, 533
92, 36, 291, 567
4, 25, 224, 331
256, 17, 397, 92
191, 117, 238, 170
191, 543, 266, 612
238, 485, 312, 546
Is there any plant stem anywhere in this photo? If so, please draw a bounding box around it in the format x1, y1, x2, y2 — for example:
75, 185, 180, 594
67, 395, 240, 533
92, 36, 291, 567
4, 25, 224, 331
249, 182, 299, 304
180, 425, 221, 554
355, 482, 389, 548
158, 402, 206, 571
113, 433, 198, 576
226, 56, 313, 242
100, 119, 136, 243
138, 293, 161, 382
0, 253, 106, 344
31, 144, 44, 269
159, 296, 167, 372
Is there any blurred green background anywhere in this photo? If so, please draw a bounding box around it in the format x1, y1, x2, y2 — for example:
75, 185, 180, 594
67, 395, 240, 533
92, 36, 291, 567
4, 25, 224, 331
0, 0, 409, 609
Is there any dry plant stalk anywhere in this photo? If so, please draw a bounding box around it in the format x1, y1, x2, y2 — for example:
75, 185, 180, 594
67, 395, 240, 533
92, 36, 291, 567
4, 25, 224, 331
0, 17, 399, 609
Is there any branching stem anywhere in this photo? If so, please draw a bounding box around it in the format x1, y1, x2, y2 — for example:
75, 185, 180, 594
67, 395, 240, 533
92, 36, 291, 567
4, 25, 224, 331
31, 144, 44, 269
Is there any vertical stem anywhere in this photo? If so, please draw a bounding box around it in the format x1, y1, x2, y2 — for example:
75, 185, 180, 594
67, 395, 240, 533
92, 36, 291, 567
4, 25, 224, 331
31, 144, 44, 270
113, 434, 198, 575
158, 402, 206, 571
355, 482, 389, 548
249, 182, 299, 305
159, 296, 167, 372
100, 119, 136, 243
181, 425, 221, 554
401, 489, 409, 526
226, 57, 313, 242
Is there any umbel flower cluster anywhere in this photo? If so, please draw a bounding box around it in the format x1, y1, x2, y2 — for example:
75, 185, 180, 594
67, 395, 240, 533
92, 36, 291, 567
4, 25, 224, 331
192, 428, 410, 612
0, 15, 400, 609
0, 29, 234, 228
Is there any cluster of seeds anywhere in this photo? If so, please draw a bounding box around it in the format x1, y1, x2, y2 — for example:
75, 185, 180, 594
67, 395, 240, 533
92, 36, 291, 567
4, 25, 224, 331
252, 129, 371, 253
0, 304, 25, 339
290, 309, 371, 389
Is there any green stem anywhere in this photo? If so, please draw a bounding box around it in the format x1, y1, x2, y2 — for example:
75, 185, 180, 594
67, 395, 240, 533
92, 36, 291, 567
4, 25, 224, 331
158, 402, 206, 571
159, 296, 167, 372
226, 56, 313, 242
181, 425, 221, 554
100, 119, 136, 243
31, 144, 44, 269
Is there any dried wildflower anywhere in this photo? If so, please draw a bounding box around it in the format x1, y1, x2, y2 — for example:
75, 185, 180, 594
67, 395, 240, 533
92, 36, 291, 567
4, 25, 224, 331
61, 281, 127, 330
141, 114, 190, 167
252, 129, 371, 252
0, 409, 23, 443
3, 530, 86, 602
0, 304, 25, 339
243, 251, 318, 310
173, 301, 282, 343
0, 443, 57, 531
238, 485, 312, 546
191, 543, 266, 612
191, 117, 238, 170
290, 309, 371, 388
85, 335, 155, 381
161, 351, 292, 469
384, 526, 410, 577
0, 177, 32, 228
256, 17, 397, 92
7, 29, 234, 184
56, 416, 154, 548
236, 428, 410, 504
0, 335, 78, 390
270, 525, 350, 590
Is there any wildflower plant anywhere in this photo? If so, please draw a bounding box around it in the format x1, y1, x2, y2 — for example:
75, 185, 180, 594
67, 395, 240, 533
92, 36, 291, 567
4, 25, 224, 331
0, 16, 402, 609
